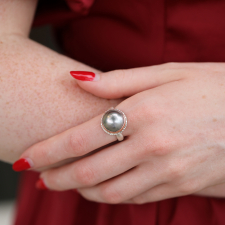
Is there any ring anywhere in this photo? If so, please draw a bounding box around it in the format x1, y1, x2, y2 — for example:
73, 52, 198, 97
101, 107, 127, 141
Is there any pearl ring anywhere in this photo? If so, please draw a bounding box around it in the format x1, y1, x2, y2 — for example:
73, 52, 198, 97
101, 108, 127, 141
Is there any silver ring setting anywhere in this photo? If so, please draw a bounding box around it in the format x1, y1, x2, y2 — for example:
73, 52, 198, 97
101, 107, 127, 141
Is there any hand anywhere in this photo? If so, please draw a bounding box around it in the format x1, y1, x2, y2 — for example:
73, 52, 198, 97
15, 63, 225, 204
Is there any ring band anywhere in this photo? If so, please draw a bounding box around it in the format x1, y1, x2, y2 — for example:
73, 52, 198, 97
101, 107, 127, 141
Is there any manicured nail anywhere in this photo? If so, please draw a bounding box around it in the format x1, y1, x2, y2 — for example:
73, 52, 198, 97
36, 179, 48, 190
70, 71, 100, 81
12, 158, 33, 172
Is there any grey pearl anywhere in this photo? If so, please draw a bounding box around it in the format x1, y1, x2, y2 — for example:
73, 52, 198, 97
102, 110, 124, 132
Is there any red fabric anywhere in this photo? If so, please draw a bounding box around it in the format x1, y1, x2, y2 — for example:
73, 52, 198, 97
65, 0, 95, 15
15, 0, 225, 224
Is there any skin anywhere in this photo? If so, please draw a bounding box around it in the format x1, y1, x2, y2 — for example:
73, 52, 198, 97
2, 0, 225, 204
0, 0, 120, 163
20, 63, 225, 203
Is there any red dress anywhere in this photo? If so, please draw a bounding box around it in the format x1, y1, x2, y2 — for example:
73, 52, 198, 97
15, 0, 225, 224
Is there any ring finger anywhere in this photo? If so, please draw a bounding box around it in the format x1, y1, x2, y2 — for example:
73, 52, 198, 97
13, 107, 133, 171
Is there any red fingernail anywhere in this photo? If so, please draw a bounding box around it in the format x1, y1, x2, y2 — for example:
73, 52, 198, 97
70, 71, 99, 81
12, 158, 32, 172
36, 179, 48, 190
73, 189, 79, 193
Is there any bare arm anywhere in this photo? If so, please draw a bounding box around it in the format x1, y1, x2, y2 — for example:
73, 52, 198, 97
0, 0, 120, 163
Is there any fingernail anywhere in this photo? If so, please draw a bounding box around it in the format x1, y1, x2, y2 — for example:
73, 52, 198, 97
36, 179, 48, 190
70, 71, 100, 81
73, 189, 79, 193
12, 158, 33, 172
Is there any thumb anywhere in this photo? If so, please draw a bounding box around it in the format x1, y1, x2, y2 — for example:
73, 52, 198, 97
70, 63, 184, 99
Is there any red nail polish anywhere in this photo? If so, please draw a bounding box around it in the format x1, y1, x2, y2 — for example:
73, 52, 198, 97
36, 179, 48, 190
70, 71, 96, 81
12, 158, 32, 172
73, 189, 79, 193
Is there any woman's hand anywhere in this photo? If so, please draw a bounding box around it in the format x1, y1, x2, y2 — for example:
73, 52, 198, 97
0, 0, 121, 164
15, 63, 225, 203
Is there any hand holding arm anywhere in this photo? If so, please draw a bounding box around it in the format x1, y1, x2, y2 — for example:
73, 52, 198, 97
17, 63, 225, 201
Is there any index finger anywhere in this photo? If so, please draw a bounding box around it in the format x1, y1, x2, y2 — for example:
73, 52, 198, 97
12, 108, 131, 171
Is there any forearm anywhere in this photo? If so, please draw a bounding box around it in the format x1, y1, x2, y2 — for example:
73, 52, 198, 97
0, 34, 120, 163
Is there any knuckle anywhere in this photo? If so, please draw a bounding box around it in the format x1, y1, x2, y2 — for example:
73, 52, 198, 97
130, 105, 161, 129
77, 190, 94, 202
167, 163, 185, 179
116, 69, 128, 82
108, 69, 129, 98
162, 62, 188, 78
151, 146, 170, 157
132, 196, 147, 205
78, 194, 91, 202
169, 167, 183, 179
128, 99, 165, 130
140, 103, 164, 122
138, 138, 152, 158
44, 174, 62, 191
75, 165, 97, 186
179, 180, 199, 194
100, 185, 123, 204
135, 131, 176, 160
68, 132, 87, 156
164, 62, 179, 70
150, 147, 168, 157
148, 136, 174, 157
126, 111, 141, 132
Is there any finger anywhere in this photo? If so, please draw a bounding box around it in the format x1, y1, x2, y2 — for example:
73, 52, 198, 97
120, 200, 133, 204
70, 63, 187, 99
13, 107, 132, 171
77, 164, 167, 204
127, 183, 182, 204
35, 157, 78, 172
123, 180, 198, 204
79, 182, 182, 204
38, 139, 138, 191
